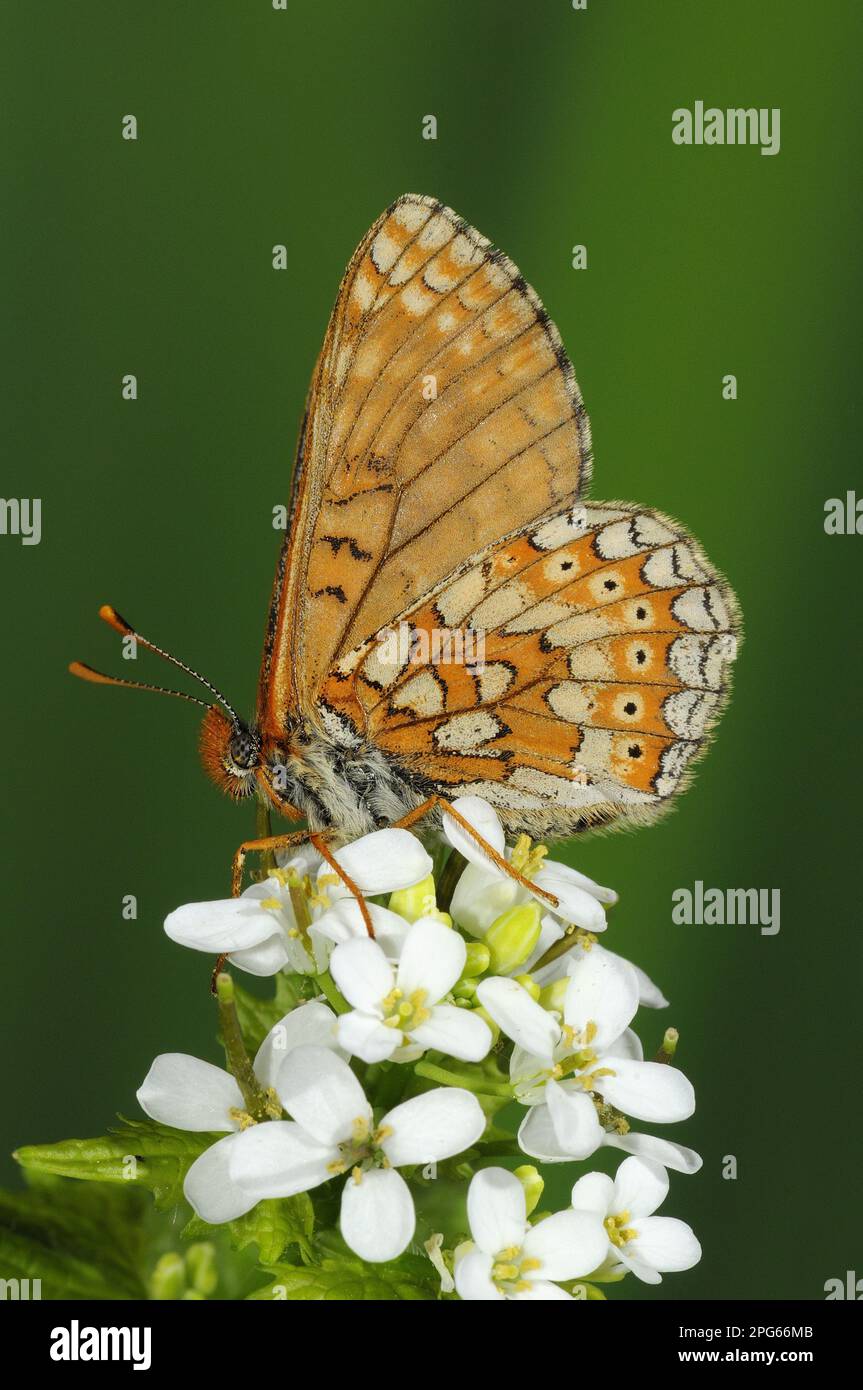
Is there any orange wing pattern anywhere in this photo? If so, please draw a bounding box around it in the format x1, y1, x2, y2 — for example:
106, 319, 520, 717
258, 195, 591, 737
321, 502, 740, 838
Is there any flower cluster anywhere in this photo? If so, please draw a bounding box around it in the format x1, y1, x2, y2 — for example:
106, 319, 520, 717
139, 797, 702, 1297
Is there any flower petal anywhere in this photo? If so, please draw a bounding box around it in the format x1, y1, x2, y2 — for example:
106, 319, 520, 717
183, 1134, 257, 1223
454, 1248, 504, 1301
476, 977, 560, 1059
518, 1103, 576, 1163
594, 1059, 695, 1123
329, 829, 432, 895
466, 1167, 526, 1253
311, 900, 409, 959
542, 858, 618, 906
628, 1215, 701, 1274
511, 1279, 574, 1300
164, 898, 278, 953
570, 1170, 614, 1216
523, 1208, 608, 1280
396, 918, 465, 1004
564, 946, 639, 1050
442, 795, 506, 867
137, 1054, 242, 1132
545, 1080, 605, 1159
532, 867, 607, 932
340, 1167, 415, 1263
228, 934, 293, 977
410, 1004, 492, 1062
629, 960, 669, 1009
604, 1131, 702, 1174
254, 1002, 343, 1090
329, 937, 393, 1013
226, 1119, 334, 1199
603, 1027, 644, 1060
612, 1155, 669, 1218
450, 861, 520, 937
381, 1087, 485, 1166
275, 1045, 371, 1146
336, 1009, 401, 1064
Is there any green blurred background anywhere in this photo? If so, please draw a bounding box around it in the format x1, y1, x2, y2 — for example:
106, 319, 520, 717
2, 0, 861, 1299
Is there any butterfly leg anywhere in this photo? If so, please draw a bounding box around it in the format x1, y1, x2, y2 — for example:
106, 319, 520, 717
211, 830, 315, 992
391, 796, 560, 911
308, 833, 375, 939
230, 831, 312, 898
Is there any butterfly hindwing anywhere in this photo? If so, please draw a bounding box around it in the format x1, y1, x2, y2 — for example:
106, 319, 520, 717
321, 501, 740, 838
258, 194, 591, 737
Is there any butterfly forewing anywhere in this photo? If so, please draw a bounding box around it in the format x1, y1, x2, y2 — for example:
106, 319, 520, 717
258, 194, 592, 738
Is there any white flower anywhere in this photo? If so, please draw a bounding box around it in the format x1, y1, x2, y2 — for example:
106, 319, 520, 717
514, 1024, 697, 1167
570, 1156, 702, 1284
320, 828, 433, 901
477, 933, 640, 1064
227, 1045, 486, 1263
329, 918, 493, 1064
164, 868, 319, 977
472, 946, 696, 1167
164, 829, 432, 978
455, 1168, 607, 1300
310, 899, 410, 961
136, 1002, 343, 1223
444, 797, 615, 940
532, 937, 670, 1008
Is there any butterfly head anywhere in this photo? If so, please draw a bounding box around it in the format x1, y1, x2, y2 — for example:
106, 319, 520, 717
199, 705, 260, 800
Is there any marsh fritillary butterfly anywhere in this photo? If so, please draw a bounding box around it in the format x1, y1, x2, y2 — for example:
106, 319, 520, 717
72, 195, 740, 908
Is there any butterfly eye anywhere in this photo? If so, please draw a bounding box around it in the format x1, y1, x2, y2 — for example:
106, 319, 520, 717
228, 727, 259, 771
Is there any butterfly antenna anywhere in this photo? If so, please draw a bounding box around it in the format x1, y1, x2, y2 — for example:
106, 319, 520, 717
68, 662, 211, 708
69, 604, 240, 721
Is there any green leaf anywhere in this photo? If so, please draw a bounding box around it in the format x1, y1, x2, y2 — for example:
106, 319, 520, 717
230, 974, 306, 1055
184, 1194, 315, 1265
15, 1118, 215, 1210
0, 1177, 150, 1299
248, 1245, 437, 1301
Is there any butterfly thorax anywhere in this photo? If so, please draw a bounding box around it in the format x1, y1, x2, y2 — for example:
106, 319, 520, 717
258, 722, 431, 843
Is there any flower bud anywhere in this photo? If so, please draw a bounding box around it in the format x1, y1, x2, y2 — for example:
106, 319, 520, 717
148, 1252, 186, 1300
185, 1241, 218, 1296
539, 978, 569, 1013
485, 902, 542, 974
389, 875, 446, 924
453, 978, 478, 1001
514, 1164, 544, 1216
463, 942, 491, 977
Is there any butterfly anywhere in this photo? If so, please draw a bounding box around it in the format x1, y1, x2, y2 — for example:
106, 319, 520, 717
72, 194, 740, 914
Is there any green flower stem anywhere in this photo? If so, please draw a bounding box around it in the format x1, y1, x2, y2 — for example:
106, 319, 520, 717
255, 802, 276, 880
434, 849, 464, 913
314, 969, 351, 1015
413, 1060, 513, 1098
531, 923, 580, 973
216, 973, 269, 1118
